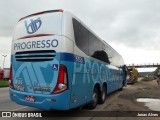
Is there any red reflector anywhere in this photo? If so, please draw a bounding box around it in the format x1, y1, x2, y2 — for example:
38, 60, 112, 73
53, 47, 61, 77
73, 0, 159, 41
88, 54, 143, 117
52, 65, 68, 94
18, 9, 64, 22
18, 18, 23, 22
58, 65, 67, 83
59, 9, 64, 12
9, 65, 12, 81
18, 34, 54, 40
9, 65, 14, 90
33, 12, 45, 15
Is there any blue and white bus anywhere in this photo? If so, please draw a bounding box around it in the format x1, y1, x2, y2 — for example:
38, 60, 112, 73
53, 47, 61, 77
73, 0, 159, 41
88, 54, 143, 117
9, 9, 125, 110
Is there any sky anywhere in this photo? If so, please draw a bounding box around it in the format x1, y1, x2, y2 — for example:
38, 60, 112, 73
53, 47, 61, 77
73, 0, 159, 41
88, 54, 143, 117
0, 0, 160, 72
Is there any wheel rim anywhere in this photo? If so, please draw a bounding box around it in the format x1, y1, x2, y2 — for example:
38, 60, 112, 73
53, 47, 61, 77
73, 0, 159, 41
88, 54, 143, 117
93, 91, 98, 105
102, 87, 106, 101
102, 91, 106, 100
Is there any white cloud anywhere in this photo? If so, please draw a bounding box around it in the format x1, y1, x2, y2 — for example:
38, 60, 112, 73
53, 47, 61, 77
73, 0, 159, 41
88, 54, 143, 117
110, 42, 160, 64
0, 36, 11, 54
0, 36, 11, 68
0, 0, 160, 71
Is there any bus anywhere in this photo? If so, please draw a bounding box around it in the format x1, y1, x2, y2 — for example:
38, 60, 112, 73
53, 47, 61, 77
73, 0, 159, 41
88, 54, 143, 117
9, 9, 125, 110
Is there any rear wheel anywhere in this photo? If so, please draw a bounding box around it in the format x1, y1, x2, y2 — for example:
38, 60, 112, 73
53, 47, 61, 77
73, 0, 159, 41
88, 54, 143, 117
87, 87, 98, 109
119, 87, 123, 91
98, 85, 106, 104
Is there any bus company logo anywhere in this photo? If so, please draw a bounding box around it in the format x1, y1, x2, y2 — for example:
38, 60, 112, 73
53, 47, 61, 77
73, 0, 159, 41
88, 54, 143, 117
24, 18, 42, 34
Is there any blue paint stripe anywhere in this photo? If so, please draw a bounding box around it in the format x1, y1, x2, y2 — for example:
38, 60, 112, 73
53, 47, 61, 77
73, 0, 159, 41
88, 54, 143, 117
60, 53, 74, 62
60, 53, 85, 64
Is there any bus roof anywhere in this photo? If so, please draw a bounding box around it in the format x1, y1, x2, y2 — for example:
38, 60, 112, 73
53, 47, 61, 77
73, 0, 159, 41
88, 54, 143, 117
18, 9, 64, 22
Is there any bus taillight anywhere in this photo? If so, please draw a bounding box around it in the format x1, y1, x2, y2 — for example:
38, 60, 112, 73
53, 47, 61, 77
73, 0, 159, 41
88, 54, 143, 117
9, 65, 14, 90
52, 65, 68, 94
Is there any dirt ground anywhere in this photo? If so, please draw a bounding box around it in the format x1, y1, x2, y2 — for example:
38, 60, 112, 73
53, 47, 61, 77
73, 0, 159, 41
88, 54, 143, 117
104, 79, 160, 111
89, 79, 160, 120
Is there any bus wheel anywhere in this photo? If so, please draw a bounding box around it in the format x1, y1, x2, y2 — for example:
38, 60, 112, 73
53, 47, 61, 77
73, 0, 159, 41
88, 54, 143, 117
88, 87, 98, 109
98, 85, 106, 104
119, 87, 123, 91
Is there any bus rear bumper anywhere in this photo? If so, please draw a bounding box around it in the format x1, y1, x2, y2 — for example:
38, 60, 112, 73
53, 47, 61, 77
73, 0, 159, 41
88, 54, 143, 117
9, 88, 70, 110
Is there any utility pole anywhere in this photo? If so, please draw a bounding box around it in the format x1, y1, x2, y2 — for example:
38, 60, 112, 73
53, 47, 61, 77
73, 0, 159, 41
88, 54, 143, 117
2, 55, 7, 69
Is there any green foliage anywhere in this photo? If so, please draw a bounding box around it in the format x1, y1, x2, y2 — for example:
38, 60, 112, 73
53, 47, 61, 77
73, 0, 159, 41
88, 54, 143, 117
141, 77, 153, 82
154, 67, 160, 76
0, 80, 9, 87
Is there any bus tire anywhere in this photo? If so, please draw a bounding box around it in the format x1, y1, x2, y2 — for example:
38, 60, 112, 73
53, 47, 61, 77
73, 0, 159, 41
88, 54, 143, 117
119, 87, 123, 91
98, 85, 106, 104
87, 87, 98, 109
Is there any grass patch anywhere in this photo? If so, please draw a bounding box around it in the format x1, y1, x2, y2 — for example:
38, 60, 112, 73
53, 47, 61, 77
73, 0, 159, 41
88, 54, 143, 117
0, 80, 9, 87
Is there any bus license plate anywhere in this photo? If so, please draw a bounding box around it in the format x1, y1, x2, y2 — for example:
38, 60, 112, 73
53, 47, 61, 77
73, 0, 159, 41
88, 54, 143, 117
25, 96, 35, 102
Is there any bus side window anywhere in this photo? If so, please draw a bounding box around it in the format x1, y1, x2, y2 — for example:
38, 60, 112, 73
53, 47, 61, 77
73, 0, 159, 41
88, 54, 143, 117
92, 50, 110, 64
73, 18, 89, 55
